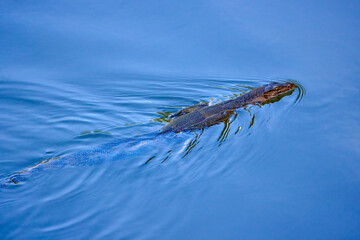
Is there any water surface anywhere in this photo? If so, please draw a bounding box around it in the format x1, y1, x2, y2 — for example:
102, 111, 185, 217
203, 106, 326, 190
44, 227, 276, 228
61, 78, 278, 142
1, 1, 360, 239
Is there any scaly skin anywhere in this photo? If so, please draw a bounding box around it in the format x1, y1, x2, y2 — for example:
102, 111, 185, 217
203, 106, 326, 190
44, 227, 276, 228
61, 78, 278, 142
160, 82, 295, 133
0, 82, 295, 188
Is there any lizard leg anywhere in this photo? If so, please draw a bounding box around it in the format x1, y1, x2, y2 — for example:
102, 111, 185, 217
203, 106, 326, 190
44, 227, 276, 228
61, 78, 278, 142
170, 103, 208, 118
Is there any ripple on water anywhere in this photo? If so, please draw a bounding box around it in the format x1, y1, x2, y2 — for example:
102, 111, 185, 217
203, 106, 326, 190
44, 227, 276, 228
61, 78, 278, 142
0, 73, 305, 239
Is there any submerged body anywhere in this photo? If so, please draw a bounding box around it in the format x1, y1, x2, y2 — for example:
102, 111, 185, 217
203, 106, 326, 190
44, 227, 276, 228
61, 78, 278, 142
1, 82, 295, 188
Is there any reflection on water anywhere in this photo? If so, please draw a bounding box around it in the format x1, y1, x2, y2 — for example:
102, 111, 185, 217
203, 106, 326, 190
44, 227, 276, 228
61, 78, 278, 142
217, 118, 232, 145
0, 70, 357, 239
0, 80, 303, 189
181, 130, 204, 158
1, 0, 359, 237
151, 111, 174, 123
140, 81, 305, 166
80, 130, 111, 135
153, 82, 304, 153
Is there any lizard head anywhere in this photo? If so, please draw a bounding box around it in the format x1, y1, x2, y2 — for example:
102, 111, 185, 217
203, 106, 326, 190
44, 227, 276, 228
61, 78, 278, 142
263, 82, 295, 100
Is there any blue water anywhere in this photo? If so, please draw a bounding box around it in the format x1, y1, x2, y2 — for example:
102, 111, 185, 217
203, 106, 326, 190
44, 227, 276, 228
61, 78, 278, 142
1, 1, 359, 239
